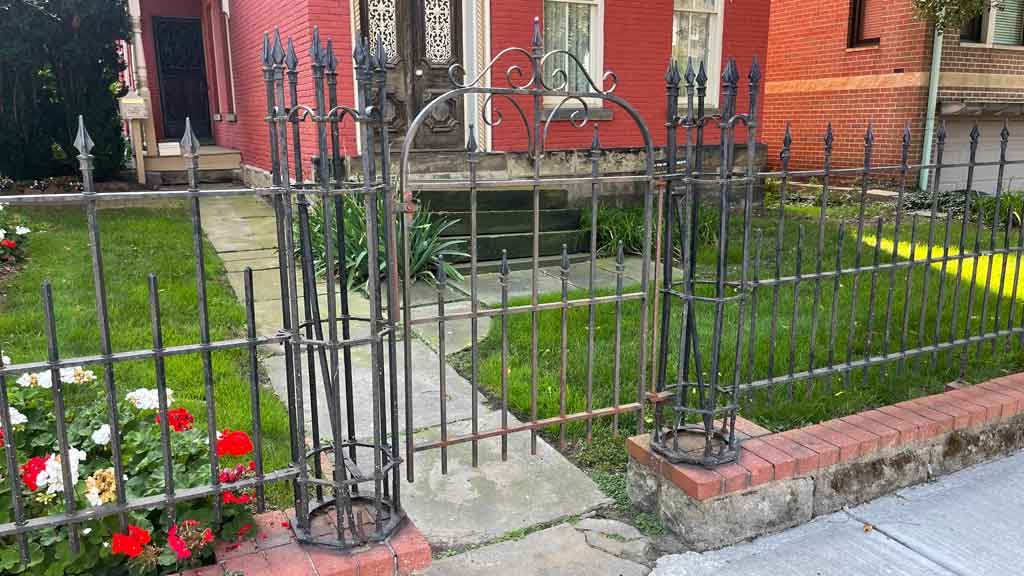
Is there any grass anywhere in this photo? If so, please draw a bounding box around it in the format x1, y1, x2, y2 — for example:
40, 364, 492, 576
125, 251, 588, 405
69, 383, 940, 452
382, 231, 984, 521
465, 203, 1024, 441
0, 205, 293, 506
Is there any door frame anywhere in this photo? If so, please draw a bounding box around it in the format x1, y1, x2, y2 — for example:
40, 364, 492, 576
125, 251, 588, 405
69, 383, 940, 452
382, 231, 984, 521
152, 16, 214, 142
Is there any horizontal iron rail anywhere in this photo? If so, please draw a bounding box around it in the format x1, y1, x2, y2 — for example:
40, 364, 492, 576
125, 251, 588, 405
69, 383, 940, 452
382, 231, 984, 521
404, 292, 647, 325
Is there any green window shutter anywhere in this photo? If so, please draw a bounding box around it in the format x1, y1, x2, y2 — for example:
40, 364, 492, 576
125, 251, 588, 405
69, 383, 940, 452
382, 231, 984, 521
994, 0, 1024, 45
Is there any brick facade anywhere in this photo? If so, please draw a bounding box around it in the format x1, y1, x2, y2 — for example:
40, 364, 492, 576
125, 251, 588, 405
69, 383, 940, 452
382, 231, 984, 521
487, 0, 768, 153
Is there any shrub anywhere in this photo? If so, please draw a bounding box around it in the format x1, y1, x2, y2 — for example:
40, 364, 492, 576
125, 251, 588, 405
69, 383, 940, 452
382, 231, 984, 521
300, 195, 466, 288
972, 191, 1024, 229
0, 1, 128, 180
0, 357, 257, 575
582, 205, 719, 258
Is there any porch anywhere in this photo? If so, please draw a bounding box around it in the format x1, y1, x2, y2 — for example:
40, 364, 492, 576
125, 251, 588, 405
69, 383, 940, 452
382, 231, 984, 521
120, 0, 241, 185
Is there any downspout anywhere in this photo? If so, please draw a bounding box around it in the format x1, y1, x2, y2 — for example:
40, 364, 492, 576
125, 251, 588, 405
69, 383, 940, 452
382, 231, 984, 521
919, 23, 943, 192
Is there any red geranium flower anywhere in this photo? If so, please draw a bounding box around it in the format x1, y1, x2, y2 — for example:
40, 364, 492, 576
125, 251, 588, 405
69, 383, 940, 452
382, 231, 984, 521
202, 528, 214, 543
237, 523, 253, 539
156, 408, 194, 432
0, 240, 16, 249
19, 456, 48, 491
167, 523, 191, 560
222, 491, 252, 505
216, 429, 253, 457
111, 525, 151, 558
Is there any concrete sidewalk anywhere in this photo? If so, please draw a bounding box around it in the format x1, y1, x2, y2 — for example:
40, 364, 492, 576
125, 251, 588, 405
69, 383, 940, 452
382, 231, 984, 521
652, 449, 1024, 576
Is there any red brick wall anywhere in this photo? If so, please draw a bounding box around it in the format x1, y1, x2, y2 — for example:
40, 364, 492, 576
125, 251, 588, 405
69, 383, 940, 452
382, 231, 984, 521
763, 0, 932, 170
211, 0, 357, 177
940, 32, 1024, 104
487, 0, 768, 154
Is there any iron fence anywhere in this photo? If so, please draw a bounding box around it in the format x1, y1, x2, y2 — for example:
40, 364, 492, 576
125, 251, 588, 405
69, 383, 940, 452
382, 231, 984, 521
2, 13, 1024, 570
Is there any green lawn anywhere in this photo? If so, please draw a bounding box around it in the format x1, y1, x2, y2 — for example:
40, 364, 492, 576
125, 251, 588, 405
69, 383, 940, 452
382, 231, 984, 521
467, 204, 1024, 439
0, 204, 293, 505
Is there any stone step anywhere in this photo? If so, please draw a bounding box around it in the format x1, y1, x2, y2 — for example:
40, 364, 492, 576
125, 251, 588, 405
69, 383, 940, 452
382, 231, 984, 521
415, 187, 568, 212
454, 252, 592, 274
434, 209, 582, 236
447, 230, 589, 262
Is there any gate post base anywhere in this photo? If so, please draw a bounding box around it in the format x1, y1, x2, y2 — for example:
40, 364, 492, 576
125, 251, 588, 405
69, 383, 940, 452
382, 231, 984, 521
205, 509, 432, 576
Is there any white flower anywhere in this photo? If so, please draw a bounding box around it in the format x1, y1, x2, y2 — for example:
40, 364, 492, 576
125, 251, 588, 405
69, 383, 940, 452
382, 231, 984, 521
37, 447, 86, 494
82, 528, 92, 536
85, 489, 103, 507
8, 407, 27, 426
91, 424, 111, 446
60, 366, 96, 384
1, 350, 10, 366
125, 388, 172, 410
0, 228, 5, 241
16, 371, 52, 389
14, 226, 29, 236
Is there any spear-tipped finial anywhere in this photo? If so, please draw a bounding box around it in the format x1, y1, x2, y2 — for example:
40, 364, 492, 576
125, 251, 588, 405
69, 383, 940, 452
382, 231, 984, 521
865, 123, 875, 146
665, 59, 681, 87
903, 123, 912, 148
1002, 118, 1010, 142
271, 29, 285, 65
970, 122, 981, 145
748, 55, 762, 85
309, 26, 322, 64
824, 122, 834, 150
722, 57, 738, 87
180, 117, 200, 157
286, 38, 299, 71
783, 122, 793, 151
353, 36, 369, 70
937, 119, 947, 144
374, 34, 387, 68
436, 257, 447, 285
591, 123, 601, 150
532, 16, 542, 48
74, 115, 94, 156
683, 57, 696, 86
560, 244, 570, 272
466, 124, 478, 153
325, 39, 337, 72
696, 59, 708, 88
261, 32, 271, 67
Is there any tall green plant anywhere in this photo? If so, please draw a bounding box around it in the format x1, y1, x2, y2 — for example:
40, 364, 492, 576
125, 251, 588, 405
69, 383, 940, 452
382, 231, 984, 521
299, 195, 466, 289
0, 0, 128, 180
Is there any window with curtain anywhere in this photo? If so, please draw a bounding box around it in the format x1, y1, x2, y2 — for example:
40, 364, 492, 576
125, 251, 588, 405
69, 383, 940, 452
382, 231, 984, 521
848, 0, 882, 47
673, 0, 721, 107
543, 0, 601, 93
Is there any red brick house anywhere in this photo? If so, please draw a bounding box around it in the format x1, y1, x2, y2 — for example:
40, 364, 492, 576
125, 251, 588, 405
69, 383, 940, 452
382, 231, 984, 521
764, 0, 1024, 193
119, 0, 768, 186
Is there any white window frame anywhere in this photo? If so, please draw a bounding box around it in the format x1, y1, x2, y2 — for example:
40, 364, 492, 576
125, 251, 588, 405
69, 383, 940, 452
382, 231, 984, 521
542, 0, 604, 107
672, 0, 724, 109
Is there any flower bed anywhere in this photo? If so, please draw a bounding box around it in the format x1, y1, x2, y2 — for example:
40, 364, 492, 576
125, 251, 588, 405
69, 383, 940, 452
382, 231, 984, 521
0, 202, 31, 266
1, 353, 259, 575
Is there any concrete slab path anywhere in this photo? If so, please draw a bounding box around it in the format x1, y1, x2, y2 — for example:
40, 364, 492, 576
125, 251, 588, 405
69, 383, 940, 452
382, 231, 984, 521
652, 449, 1024, 576
200, 195, 611, 549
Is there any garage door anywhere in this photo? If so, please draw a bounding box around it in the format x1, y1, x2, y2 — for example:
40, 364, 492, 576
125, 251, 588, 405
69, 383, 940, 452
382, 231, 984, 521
940, 117, 1024, 195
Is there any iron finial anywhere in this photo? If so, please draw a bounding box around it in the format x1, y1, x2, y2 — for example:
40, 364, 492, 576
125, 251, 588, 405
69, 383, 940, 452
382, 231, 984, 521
723, 57, 738, 87
531, 16, 542, 49
180, 117, 200, 157
591, 123, 601, 150
325, 39, 338, 72
466, 123, 478, 153
970, 122, 981, 145
696, 59, 708, 89
824, 122, 834, 151
309, 26, 321, 64
937, 120, 947, 144
748, 55, 762, 86
374, 34, 387, 69
683, 57, 696, 87
903, 123, 912, 148
286, 38, 299, 71
1002, 118, 1011, 142
261, 32, 271, 67
665, 59, 681, 87
353, 36, 369, 71
73, 115, 94, 156
865, 123, 875, 146
783, 122, 793, 151
561, 244, 570, 272
500, 249, 510, 278
270, 29, 286, 65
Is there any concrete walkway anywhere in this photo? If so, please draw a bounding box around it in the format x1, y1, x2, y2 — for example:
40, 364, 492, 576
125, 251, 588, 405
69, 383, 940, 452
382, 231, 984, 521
652, 449, 1024, 576
199, 195, 631, 550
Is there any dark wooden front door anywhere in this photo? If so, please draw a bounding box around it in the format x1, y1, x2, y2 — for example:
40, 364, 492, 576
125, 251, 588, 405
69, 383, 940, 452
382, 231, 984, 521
153, 17, 212, 141
361, 0, 464, 150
